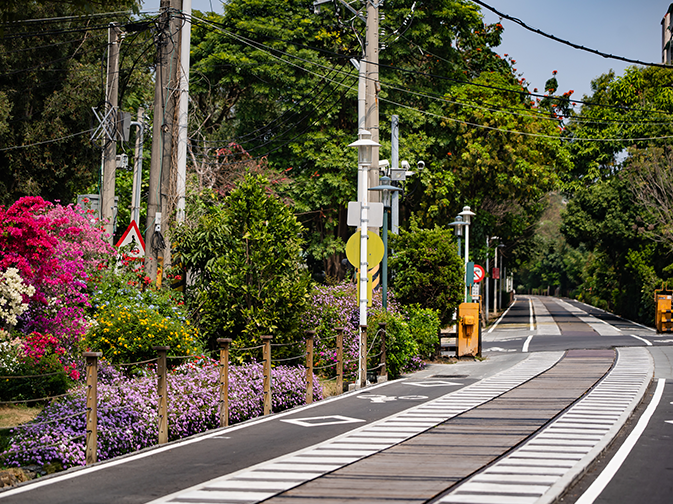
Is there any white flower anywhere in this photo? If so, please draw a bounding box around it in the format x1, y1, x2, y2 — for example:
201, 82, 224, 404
0, 267, 36, 326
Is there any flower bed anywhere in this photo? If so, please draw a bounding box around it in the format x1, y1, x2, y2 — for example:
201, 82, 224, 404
1, 359, 322, 470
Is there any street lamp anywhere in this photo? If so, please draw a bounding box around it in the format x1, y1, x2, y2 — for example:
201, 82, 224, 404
458, 206, 476, 302
448, 215, 464, 258
348, 129, 379, 389
371, 175, 402, 311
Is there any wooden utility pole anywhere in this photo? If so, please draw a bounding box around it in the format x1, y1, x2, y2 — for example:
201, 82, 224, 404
365, 1, 380, 203
101, 23, 121, 243
146, 0, 181, 279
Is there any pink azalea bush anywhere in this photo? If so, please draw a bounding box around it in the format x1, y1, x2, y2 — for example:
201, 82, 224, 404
1, 359, 322, 469
0, 196, 114, 347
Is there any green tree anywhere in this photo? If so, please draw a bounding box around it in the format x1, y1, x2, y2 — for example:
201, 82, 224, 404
388, 218, 464, 326
173, 174, 311, 354
0, 1, 152, 210
187, 0, 522, 280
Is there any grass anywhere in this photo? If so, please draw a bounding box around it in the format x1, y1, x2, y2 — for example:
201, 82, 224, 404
0, 405, 41, 429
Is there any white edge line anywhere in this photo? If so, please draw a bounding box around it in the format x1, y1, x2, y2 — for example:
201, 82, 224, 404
0, 378, 403, 499
574, 378, 665, 504
522, 335, 533, 353
574, 299, 656, 333
488, 298, 517, 333
629, 334, 653, 346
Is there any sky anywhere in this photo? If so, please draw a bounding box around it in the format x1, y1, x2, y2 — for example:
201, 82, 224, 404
158, 0, 668, 103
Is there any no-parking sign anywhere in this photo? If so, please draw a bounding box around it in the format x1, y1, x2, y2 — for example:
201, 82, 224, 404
473, 264, 485, 283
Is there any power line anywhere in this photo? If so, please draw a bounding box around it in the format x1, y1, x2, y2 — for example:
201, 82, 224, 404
471, 0, 671, 70
0, 129, 94, 152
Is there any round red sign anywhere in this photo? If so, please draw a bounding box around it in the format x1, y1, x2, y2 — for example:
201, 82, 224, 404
473, 264, 485, 283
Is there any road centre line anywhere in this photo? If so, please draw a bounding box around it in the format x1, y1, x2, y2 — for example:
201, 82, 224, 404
575, 378, 665, 504
488, 298, 517, 333
529, 298, 535, 331
523, 335, 534, 353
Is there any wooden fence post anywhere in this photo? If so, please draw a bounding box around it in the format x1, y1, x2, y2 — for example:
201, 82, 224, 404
360, 324, 367, 389
83, 351, 101, 465
305, 330, 315, 404
217, 338, 232, 428
261, 335, 273, 415
335, 327, 344, 394
378, 322, 387, 382
154, 346, 170, 444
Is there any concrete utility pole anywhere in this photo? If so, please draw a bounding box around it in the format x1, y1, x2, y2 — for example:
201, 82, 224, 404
390, 114, 399, 234
365, 0, 380, 204
130, 107, 145, 225
101, 23, 121, 243
146, 0, 182, 279
176, 0, 192, 223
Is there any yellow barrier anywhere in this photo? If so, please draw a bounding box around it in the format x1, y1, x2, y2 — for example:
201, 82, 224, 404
457, 302, 480, 357
654, 284, 673, 333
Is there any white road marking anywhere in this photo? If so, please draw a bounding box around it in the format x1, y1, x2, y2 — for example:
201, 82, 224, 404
281, 415, 366, 428
575, 378, 665, 504
523, 335, 534, 353
628, 334, 652, 346
531, 298, 561, 336
488, 298, 517, 333
529, 298, 535, 331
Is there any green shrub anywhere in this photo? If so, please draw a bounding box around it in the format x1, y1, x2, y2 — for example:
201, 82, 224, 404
405, 304, 441, 359
370, 311, 420, 379
83, 304, 201, 364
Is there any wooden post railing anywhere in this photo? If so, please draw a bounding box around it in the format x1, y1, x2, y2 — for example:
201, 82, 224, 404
217, 338, 232, 427
83, 351, 101, 465
262, 335, 273, 415
305, 330, 315, 404
336, 327, 344, 394
154, 346, 170, 444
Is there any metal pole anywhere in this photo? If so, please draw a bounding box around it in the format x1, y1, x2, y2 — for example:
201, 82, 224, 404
485, 236, 490, 322
84, 352, 101, 465
359, 324, 368, 389
101, 23, 121, 243
464, 222, 470, 302
130, 108, 144, 225
217, 338, 231, 428
391, 115, 399, 235
382, 206, 388, 310
176, 0, 191, 224
493, 247, 499, 316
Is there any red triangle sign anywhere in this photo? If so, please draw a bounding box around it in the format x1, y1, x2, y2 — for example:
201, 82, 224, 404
115, 220, 146, 257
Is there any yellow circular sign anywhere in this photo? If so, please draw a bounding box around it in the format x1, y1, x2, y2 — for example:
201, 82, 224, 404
345, 230, 385, 268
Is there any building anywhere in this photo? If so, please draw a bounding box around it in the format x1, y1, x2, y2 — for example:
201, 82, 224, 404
662, 3, 673, 64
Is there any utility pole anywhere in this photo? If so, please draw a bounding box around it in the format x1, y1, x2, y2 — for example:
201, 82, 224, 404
130, 107, 145, 225
101, 23, 121, 244
176, 0, 192, 223
146, 0, 181, 280
390, 114, 399, 234
365, 0, 380, 204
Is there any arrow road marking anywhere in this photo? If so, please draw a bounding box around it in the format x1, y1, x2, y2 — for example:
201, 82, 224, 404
281, 415, 366, 428
404, 381, 463, 387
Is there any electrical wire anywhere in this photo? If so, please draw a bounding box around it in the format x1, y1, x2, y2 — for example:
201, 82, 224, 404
471, 0, 671, 70
0, 128, 94, 152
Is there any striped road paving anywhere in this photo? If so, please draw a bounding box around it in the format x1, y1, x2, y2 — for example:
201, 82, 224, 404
149, 351, 564, 504
435, 346, 653, 504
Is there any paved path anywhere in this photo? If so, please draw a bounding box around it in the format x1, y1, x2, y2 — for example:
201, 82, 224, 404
149, 348, 651, 504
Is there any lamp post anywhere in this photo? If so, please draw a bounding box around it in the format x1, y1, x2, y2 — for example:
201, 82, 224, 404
371, 176, 402, 311
348, 129, 379, 389
458, 206, 476, 302
448, 215, 464, 258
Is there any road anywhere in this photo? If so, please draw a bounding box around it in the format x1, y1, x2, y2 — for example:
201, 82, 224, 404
0, 295, 670, 504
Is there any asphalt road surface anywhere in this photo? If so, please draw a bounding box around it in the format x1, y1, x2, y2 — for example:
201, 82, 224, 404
1, 295, 671, 504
